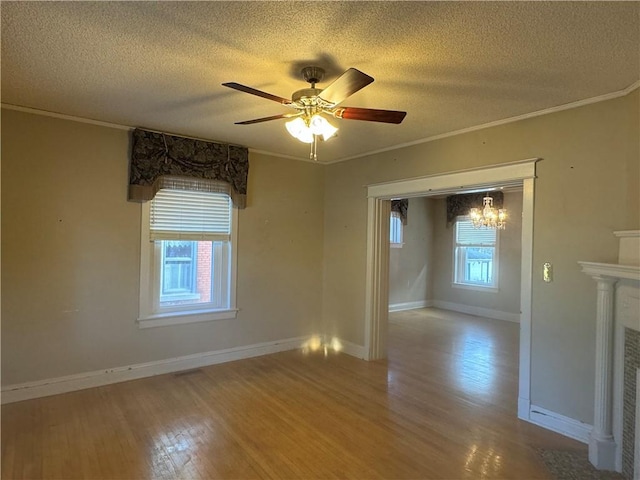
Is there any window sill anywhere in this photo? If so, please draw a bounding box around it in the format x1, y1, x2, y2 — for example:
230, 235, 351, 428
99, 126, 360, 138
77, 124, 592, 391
452, 282, 499, 293
390, 243, 404, 249
137, 308, 238, 329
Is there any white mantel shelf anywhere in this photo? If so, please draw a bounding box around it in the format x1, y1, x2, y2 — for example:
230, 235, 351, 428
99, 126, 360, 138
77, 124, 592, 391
579, 262, 640, 281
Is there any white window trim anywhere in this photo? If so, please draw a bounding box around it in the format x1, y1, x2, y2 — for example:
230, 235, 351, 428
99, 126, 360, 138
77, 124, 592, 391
452, 216, 500, 292
137, 200, 238, 329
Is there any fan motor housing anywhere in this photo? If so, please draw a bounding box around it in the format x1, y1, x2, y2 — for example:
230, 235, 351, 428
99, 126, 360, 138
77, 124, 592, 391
292, 88, 322, 104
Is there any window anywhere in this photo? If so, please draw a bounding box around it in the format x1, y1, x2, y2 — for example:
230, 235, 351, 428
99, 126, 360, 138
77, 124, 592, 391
453, 217, 498, 289
390, 211, 403, 247
138, 189, 238, 328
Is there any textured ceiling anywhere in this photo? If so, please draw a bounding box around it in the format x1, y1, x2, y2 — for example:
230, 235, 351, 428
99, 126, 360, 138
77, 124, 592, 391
2, 1, 639, 163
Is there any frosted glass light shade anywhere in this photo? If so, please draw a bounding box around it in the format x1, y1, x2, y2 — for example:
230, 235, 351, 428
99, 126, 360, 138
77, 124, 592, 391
309, 114, 338, 140
285, 117, 314, 143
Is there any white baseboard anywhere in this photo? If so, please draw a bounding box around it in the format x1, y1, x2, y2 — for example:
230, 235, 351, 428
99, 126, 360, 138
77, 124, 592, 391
432, 300, 520, 323
335, 338, 366, 359
1, 336, 309, 404
388, 300, 433, 312
528, 404, 592, 443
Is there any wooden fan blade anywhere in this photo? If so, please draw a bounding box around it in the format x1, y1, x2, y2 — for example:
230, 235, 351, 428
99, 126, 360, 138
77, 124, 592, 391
333, 107, 406, 124
222, 82, 292, 105
234, 113, 300, 125
318, 68, 374, 106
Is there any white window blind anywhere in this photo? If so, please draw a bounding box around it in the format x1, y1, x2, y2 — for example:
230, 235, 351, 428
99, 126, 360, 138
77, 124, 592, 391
149, 189, 231, 241
455, 220, 496, 245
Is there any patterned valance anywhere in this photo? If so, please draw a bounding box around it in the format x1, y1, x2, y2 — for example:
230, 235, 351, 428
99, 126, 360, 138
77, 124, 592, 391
128, 128, 249, 208
446, 192, 504, 225
391, 199, 409, 225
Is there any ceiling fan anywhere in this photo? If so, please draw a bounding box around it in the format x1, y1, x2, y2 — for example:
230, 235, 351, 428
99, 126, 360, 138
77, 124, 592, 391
222, 66, 407, 161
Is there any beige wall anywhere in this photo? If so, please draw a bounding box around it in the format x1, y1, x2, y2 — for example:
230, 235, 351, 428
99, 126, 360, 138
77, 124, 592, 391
2, 88, 638, 427
1, 108, 325, 385
322, 90, 639, 424
431, 191, 522, 315
388, 197, 434, 307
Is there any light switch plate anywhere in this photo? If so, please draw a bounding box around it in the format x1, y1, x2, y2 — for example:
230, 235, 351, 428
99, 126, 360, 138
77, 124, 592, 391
543, 262, 553, 282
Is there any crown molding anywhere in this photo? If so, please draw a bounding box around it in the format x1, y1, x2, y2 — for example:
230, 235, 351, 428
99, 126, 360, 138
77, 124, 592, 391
326, 80, 640, 165
1, 103, 132, 130
4, 79, 638, 166
247, 148, 313, 163
0, 103, 323, 164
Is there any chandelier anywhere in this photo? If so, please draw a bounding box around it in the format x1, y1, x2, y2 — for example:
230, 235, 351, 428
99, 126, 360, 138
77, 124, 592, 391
285, 114, 338, 161
469, 194, 507, 229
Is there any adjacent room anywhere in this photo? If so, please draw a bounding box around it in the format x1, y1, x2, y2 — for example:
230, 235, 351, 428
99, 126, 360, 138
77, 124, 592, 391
387, 189, 524, 425
2, 2, 639, 479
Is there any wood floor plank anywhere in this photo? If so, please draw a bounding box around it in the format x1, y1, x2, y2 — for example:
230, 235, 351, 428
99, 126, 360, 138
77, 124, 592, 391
2, 308, 584, 479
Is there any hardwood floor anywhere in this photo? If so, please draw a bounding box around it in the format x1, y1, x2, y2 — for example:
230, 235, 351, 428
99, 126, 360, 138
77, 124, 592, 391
2, 308, 584, 479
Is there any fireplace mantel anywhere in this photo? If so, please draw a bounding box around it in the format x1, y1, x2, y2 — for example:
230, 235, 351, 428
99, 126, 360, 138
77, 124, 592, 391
579, 230, 640, 477
580, 262, 640, 281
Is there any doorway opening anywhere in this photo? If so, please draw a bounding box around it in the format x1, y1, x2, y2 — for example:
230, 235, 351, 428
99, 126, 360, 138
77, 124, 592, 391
364, 159, 538, 420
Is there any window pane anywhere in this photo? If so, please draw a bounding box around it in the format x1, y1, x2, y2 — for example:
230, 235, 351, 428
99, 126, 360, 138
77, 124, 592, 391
390, 213, 403, 245
162, 241, 195, 294
160, 240, 214, 307
462, 247, 494, 284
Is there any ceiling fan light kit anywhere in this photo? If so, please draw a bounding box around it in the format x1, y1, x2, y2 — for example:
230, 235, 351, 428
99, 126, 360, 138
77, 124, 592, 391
285, 114, 338, 144
223, 66, 406, 161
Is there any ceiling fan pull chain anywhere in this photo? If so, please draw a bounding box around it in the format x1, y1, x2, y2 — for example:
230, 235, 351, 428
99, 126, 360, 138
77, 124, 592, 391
310, 135, 318, 162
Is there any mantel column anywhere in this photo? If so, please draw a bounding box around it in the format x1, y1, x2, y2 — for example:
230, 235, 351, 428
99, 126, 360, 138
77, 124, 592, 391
589, 274, 618, 470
